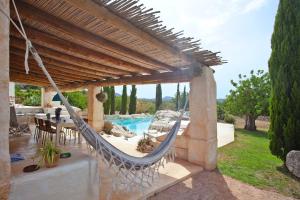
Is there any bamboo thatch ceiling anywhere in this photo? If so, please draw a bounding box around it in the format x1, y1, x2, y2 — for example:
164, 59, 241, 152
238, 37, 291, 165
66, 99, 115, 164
9, 0, 225, 90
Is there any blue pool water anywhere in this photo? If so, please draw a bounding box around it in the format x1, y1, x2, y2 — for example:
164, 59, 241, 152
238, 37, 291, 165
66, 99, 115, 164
110, 117, 153, 135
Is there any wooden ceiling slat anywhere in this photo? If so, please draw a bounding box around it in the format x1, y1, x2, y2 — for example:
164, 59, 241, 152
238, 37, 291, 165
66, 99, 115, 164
10, 61, 96, 82
10, 70, 68, 85
63, 0, 197, 64
13, 1, 176, 71
10, 25, 158, 74
11, 53, 105, 80
11, 48, 107, 79
11, 38, 123, 77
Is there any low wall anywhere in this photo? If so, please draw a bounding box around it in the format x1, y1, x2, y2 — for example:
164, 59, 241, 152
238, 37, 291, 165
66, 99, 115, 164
217, 123, 235, 147
156, 122, 235, 161
10, 152, 99, 200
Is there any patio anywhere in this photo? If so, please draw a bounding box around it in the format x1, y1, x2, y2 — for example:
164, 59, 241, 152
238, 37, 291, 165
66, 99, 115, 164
0, 0, 223, 199
9, 126, 203, 200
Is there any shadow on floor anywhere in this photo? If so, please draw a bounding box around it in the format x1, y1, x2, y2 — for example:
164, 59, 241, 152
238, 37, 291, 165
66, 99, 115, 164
149, 169, 237, 200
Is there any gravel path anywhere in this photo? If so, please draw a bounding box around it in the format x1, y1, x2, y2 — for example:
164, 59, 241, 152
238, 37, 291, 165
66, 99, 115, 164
149, 170, 295, 200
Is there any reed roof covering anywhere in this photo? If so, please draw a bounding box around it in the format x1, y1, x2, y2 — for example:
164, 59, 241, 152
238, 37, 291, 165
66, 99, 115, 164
9, 0, 225, 90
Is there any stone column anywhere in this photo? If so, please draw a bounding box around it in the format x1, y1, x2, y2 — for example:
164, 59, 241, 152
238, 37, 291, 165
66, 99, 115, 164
0, 0, 11, 198
9, 82, 15, 105
87, 85, 104, 132
187, 67, 217, 170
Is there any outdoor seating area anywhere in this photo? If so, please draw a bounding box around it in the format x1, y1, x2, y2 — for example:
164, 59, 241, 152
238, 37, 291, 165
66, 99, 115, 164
0, 0, 222, 199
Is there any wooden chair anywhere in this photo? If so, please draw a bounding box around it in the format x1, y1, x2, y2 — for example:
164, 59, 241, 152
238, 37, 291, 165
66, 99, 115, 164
34, 117, 40, 141
37, 119, 47, 144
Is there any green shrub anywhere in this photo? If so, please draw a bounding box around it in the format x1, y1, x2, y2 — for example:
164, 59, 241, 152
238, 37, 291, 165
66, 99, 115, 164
224, 113, 235, 124
63, 91, 87, 109
15, 85, 41, 106
217, 102, 225, 121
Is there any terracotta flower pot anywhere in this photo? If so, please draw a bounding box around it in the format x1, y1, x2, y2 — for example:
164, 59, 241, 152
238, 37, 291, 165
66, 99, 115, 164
44, 154, 60, 168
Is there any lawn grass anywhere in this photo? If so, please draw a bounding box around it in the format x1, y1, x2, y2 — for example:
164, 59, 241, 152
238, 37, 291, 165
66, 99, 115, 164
218, 129, 300, 199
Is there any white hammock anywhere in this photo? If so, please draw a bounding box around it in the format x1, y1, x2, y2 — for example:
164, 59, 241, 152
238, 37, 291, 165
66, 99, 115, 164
0, 0, 187, 191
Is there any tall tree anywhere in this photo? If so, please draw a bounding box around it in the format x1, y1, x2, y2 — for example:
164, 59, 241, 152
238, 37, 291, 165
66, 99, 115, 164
181, 86, 187, 109
155, 84, 162, 111
224, 70, 270, 131
175, 83, 180, 111
110, 86, 115, 115
269, 0, 300, 161
129, 85, 137, 114
120, 85, 127, 114
103, 87, 110, 115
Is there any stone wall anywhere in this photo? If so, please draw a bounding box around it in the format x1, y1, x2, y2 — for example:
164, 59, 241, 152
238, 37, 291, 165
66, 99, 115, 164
0, 0, 11, 199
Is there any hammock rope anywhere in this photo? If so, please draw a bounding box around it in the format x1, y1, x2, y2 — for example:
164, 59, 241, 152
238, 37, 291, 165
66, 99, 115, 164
0, 1, 189, 191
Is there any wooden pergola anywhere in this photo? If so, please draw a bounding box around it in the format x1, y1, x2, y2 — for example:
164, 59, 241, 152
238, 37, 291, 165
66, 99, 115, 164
9, 0, 224, 91
0, 1, 223, 199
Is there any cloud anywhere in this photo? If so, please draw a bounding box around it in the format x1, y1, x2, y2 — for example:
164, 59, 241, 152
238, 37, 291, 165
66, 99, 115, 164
243, 0, 268, 13
139, 0, 268, 47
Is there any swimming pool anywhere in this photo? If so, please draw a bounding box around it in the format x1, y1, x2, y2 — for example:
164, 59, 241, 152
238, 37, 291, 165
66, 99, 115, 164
110, 117, 153, 135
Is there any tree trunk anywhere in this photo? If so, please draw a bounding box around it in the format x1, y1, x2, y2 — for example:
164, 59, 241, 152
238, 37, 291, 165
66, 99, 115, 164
244, 115, 256, 131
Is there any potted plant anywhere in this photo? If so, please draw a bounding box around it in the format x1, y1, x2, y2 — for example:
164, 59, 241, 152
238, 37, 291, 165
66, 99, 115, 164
38, 140, 61, 168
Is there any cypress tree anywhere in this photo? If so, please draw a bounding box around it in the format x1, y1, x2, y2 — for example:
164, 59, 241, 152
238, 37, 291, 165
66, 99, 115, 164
103, 87, 110, 115
175, 83, 180, 111
155, 84, 162, 111
110, 86, 115, 115
181, 86, 187, 109
120, 85, 127, 114
269, 0, 300, 161
129, 85, 137, 114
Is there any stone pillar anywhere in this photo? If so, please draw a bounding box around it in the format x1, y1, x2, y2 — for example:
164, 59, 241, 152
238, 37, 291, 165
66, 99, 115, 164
87, 85, 104, 132
187, 67, 217, 170
9, 82, 15, 105
0, 0, 11, 198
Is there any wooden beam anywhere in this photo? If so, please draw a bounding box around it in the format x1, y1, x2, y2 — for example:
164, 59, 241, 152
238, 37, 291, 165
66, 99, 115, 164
10, 54, 104, 81
10, 26, 157, 74
11, 79, 48, 87
10, 37, 124, 77
10, 62, 92, 82
10, 48, 107, 79
14, 1, 176, 71
63, 0, 198, 65
49, 67, 201, 92
10, 68, 70, 85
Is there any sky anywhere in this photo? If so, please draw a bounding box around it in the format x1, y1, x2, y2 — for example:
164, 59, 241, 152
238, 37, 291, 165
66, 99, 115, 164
115, 0, 279, 99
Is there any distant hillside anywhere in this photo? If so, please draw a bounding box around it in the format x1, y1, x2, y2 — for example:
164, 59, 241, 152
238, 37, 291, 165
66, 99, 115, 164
137, 96, 173, 102
217, 99, 225, 103
163, 96, 173, 101
115, 93, 121, 97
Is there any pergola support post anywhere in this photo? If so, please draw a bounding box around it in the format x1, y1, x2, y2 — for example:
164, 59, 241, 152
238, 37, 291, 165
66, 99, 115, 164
87, 85, 104, 132
187, 67, 217, 170
0, 0, 11, 198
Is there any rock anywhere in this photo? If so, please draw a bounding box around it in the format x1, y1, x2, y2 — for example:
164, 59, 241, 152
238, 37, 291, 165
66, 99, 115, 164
110, 124, 135, 138
286, 150, 300, 178
103, 121, 113, 134
154, 110, 180, 123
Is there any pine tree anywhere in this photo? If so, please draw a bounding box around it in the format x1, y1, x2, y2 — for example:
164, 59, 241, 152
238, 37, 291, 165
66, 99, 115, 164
180, 86, 186, 109
110, 86, 115, 115
129, 85, 137, 114
103, 87, 110, 115
269, 0, 300, 161
120, 85, 127, 114
155, 84, 162, 111
175, 83, 180, 111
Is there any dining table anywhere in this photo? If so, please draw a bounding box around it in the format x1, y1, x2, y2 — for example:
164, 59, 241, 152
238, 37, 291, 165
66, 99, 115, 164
35, 114, 80, 145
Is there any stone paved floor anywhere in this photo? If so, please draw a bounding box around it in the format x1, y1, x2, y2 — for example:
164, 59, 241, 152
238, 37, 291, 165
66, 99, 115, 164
9, 125, 202, 200
149, 170, 295, 200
